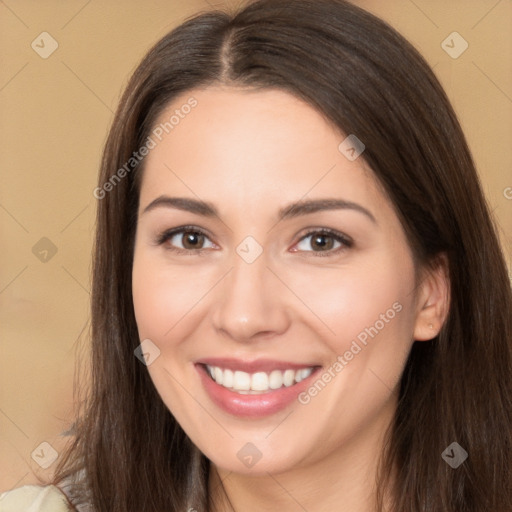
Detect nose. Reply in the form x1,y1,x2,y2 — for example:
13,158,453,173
211,249,290,342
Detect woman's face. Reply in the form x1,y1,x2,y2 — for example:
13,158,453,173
132,86,431,475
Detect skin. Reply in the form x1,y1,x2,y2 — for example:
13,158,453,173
132,87,449,512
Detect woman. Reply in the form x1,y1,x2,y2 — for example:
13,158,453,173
2,0,510,510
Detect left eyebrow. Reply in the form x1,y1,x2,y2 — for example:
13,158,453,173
278,198,377,224
141,196,377,224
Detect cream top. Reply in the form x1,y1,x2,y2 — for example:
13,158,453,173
0,485,74,512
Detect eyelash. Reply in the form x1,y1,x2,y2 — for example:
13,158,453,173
155,225,353,257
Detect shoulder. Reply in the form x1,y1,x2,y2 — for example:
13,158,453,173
0,484,73,512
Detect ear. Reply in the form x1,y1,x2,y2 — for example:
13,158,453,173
413,253,450,341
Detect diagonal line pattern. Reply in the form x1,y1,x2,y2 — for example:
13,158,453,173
0,407,30,439
471,0,502,29
0,266,28,295
61,265,90,295
266,472,309,511
0,203,29,233
68,320,89,353
0,0,29,28
211,469,233,494
61,0,92,30
161,366,234,438
361,267,448,389
472,61,512,105
367,367,392,392
60,204,89,233
266,164,337,235
61,61,114,113
11,472,31,493
265,266,336,335
164,267,233,336
163,162,233,233
406,0,439,28
0,62,29,92
264,410,294,438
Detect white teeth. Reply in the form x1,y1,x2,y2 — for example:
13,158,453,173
290,368,313,384
233,370,251,390
269,370,283,389
205,365,316,393
223,368,234,388
251,372,269,391
283,369,295,387
304,368,313,378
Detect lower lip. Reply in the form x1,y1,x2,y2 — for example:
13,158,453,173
196,364,321,418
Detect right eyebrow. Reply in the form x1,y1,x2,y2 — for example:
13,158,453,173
142,196,218,217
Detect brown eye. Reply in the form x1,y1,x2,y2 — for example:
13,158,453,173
294,229,353,256
180,231,206,249
310,233,336,251
157,226,215,254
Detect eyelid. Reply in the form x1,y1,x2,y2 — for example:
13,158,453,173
291,227,353,257
155,225,353,256
154,225,216,255
155,225,211,245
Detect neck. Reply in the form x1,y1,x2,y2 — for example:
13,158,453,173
208,393,397,512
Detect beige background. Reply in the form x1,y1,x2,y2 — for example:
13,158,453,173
0,0,511,492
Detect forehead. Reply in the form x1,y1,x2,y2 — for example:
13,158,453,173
138,86,391,220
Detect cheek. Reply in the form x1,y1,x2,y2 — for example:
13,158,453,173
289,258,416,443
131,251,203,414
132,264,170,339
288,254,416,355
131,250,211,340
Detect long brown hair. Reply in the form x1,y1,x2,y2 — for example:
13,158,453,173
52,0,512,510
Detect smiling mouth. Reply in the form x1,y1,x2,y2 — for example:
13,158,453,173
202,364,320,394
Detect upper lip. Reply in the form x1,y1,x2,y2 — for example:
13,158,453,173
195,357,320,373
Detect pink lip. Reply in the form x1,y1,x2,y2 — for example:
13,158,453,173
195,357,319,373
195,363,321,418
